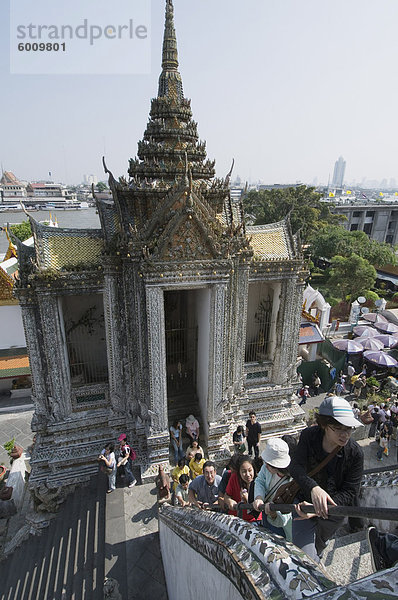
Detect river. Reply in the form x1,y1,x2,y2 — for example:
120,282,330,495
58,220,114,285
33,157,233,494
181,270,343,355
0,208,101,256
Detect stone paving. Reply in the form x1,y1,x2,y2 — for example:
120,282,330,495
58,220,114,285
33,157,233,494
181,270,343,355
105,483,168,599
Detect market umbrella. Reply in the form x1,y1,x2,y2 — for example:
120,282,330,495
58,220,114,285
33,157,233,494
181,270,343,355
363,313,388,324
374,321,398,334
373,334,398,349
363,350,398,367
357,337,384,351
352,325,378,338
332,339,363,353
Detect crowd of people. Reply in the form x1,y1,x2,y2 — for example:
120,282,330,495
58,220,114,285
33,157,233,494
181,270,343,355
161,397,383,568
97,393,397,572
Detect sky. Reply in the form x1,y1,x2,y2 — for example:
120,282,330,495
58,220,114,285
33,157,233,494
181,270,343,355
1,0,398,187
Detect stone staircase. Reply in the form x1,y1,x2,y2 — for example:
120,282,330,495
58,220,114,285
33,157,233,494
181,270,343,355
0,473,107,600
321,526,372,585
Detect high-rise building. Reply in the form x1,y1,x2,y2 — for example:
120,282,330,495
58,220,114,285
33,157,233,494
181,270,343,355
331,156,346,188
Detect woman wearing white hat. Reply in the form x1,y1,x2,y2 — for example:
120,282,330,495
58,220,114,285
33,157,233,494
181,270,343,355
252,438,293,540
290,396,364,562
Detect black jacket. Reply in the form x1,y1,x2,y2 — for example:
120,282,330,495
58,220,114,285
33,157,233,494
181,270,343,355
289,426,364,505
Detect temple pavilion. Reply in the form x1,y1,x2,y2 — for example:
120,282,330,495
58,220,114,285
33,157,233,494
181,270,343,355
14,0,306,510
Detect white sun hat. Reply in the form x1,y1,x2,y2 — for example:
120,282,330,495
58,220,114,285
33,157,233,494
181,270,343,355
261,438,291,469
319,396,363,428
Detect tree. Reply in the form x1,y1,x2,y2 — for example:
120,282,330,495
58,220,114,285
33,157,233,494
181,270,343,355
243,185,342,243
311,225,397,267
327,254,377,300
10,220,32,242
96,182,108,192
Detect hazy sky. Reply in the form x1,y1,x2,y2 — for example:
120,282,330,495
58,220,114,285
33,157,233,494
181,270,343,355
1,0,398,186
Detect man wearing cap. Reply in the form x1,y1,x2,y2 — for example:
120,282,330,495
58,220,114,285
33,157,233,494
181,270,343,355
252,438,293,540
290,396,364,563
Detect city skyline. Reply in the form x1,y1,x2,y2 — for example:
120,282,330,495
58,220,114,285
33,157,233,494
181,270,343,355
1,0,398,186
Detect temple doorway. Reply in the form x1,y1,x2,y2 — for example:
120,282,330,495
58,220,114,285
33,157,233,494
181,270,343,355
164,288,210,441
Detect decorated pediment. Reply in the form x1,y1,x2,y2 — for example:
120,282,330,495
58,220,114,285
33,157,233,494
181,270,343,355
155,211,218,261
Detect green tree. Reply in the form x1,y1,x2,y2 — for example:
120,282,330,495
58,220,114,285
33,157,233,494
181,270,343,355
96,181,108,192
243,185,342,243
311,225,397,267
10,220,32,242
327,254,377,300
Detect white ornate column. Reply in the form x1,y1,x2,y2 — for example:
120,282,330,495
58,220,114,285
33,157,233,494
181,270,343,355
146,286,167,432
39,294,73,420
19,299,51,427
208,283,227,422
272,277,304,385
103,262,125,414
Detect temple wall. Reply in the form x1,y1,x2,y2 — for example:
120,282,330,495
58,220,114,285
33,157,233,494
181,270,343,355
159,504,335,600
0,304,26,349
160,525,244,600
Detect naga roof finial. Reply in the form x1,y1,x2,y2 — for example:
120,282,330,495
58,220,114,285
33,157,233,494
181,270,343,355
158,0,184,100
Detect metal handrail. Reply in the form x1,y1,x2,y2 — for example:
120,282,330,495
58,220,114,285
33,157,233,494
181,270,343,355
235,502,398,521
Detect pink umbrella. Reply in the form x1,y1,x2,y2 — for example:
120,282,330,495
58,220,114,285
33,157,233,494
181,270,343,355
373,335,398,349
363,350,398,367
358,337,384,351
352,325,378,337
375,321,398,334
332,339,363,353
363,313,388,324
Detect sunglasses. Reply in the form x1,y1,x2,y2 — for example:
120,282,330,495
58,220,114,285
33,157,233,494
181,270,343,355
328,424,354,434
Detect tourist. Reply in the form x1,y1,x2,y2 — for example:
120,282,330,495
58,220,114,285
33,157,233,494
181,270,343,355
185,414,200,444
298,386,310,406
245,411,262,458
170,420,184,464
189,452,205,479
99,443,117,494
252,438,293,540
117,434,137,488
353,375,366,399
369,406,380,438
185,439,204,462
377,416,393,460
175,474,191,507
232,425,246,453
188,461,221,509
367,527,398,571
290,396,364,563
224,455,260,522
312,372,322,396
218,454,240,511
352,403,360,420
171,458,190,492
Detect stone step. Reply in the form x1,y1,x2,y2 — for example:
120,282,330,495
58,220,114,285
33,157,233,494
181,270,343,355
321,529,372,586
0,473,106,600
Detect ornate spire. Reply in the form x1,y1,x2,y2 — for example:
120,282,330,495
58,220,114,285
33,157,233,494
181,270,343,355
158,0,183,101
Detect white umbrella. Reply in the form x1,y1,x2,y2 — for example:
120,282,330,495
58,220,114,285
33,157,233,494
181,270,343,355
373,334,398,349
352,325,378,338
332,339,363,353
363,350,398,367
363,313,388,324
358,337,384,351
375,321,398,334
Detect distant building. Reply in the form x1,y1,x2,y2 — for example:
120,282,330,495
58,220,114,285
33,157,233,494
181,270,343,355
0,171,27,200
332,203,398,245
83,174,98,185
331,156,346,189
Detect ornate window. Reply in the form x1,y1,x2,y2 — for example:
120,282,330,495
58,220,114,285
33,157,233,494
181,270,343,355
245,285,273,363
61,293,108,387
